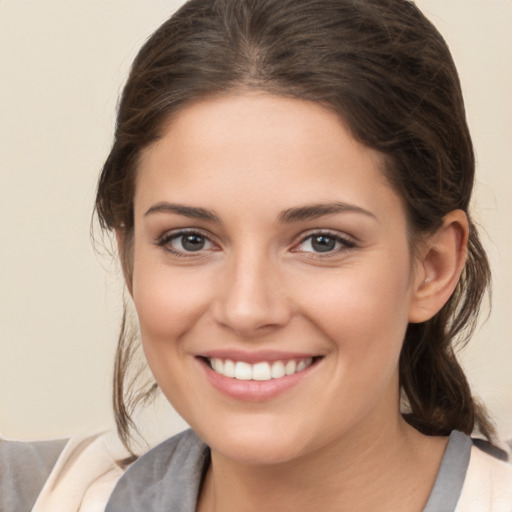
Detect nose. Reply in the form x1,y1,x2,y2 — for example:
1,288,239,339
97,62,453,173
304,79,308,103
212,251,292,337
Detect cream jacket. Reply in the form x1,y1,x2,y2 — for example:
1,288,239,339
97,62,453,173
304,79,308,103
21,432,512,512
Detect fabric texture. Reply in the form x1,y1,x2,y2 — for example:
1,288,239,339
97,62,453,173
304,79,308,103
455,445,512,512
0,437,67,512
423,431,472,512
31,432,127,512
2,428,512,511
105,429,209,512
104,429,512,512
0,432,128,512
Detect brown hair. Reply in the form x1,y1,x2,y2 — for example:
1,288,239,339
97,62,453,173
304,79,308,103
95,0,494,451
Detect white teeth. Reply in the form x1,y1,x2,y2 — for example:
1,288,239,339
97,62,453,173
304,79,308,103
224,359,235,378
211,358,223,373
271,361,285,379
285,360,297,375
297,359,312,372
252,362,271,381
235,361,252,380
296,360,306,372
208,357,315,381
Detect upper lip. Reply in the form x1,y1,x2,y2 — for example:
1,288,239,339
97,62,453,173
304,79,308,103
197,349,321,364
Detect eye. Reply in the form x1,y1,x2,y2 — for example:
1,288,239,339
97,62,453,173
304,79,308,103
293,232,355,254
157,231,216,255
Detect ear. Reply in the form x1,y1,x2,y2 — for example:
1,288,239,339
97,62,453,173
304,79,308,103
408,210,469,323
115,228,134,297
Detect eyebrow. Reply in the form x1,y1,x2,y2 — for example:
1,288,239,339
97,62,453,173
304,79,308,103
278,202,377,223
144,201,376,224
144,202,221,223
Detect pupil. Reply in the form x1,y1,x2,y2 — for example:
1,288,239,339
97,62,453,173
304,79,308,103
182,234,205,251
312,235,335,253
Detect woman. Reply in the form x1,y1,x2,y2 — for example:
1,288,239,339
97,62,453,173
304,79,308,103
3,0,512,511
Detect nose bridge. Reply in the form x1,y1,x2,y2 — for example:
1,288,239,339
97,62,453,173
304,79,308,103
213,242,290,336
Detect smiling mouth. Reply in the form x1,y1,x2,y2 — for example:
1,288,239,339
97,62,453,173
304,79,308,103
201,356,322,381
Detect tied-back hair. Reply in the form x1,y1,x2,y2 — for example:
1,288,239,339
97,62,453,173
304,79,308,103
95,0,494,452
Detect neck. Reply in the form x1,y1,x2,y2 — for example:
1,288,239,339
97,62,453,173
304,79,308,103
197,414,447,512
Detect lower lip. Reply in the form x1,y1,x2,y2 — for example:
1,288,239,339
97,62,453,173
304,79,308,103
198,358,319,401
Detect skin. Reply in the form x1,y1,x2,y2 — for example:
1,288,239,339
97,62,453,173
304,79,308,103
127,92,468,511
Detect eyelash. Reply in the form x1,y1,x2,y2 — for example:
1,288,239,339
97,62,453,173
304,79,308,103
155,229,357,258
156,229,217,258
291,231,356,256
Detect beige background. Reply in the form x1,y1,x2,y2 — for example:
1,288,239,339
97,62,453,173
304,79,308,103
1,0,511,443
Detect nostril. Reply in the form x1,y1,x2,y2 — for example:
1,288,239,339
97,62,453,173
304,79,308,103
212,298,293,337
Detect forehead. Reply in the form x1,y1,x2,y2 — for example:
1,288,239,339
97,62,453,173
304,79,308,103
135,92,400,223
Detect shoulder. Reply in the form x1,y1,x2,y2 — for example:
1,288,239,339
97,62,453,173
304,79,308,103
1,432,128,512
32,432,128,512
455,442,512,512
105,429,209,512
0,436,67,512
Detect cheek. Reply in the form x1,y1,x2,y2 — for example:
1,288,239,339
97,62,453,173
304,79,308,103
130,260,218,404
294,262,412,418
290,255,413,356
131,258,215,346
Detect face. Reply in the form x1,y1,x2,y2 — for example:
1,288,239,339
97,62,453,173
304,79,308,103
131,92,421,465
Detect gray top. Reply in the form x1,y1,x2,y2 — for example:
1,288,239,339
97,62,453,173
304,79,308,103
0,437,67,512
105,429,210,512
105,429,472,512
0,429,494,512
422,430,472,512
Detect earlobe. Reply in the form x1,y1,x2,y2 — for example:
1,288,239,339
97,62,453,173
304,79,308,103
408,210,469,323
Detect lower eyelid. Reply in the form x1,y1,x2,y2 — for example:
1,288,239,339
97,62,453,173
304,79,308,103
157,229,207,243
155,230,356,254
294,233,356,251
155,232,208,251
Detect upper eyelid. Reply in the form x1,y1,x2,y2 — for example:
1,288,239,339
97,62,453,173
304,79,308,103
294,229,356,245
291,230,358,254
157,227,216,243
155,227,357,251
156,230,219,258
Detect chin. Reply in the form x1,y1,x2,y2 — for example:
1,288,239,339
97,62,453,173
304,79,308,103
212,435,307,466
191,414,321,466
